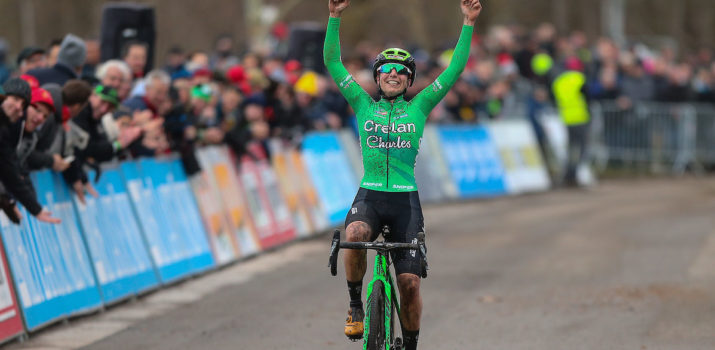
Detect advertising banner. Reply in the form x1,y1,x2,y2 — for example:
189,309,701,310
196,147,259,260
0,171,101,331
301,132,358,226
0,235,24,343
337,130,364,181
238,156,296,250
189,172,239,265
269,140,328,237
414,126,458,202
487,120,551,194
121,159,215,284
435,126,508,198
74,168,159,304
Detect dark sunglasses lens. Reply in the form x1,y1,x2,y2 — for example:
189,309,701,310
380,64,409,75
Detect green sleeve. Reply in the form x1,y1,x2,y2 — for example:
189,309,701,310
413,25,474,115
323,17,371,114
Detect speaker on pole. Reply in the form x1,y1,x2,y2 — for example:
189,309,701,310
99,3,156,71
286,23,326,74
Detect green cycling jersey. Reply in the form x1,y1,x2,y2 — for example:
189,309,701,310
324,17,473,192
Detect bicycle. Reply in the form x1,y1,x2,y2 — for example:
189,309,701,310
328,227,428,350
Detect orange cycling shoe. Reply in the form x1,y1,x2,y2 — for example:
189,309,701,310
344,307,365,341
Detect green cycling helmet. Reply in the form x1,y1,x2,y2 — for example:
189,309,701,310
372,48,417,87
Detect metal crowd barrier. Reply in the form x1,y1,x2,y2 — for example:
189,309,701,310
590,101,715,174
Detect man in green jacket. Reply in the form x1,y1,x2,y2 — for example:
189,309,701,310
325,0,482,348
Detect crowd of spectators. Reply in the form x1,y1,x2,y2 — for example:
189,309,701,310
1,20,715,224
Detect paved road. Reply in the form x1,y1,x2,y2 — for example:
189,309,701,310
9,178,715,350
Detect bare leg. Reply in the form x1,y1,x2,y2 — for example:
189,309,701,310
397,273,422,330
344,221,372,282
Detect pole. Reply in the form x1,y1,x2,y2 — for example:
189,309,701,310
602,0,626,47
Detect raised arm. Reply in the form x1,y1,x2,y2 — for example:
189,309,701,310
413,0,482,115
324,0,371,112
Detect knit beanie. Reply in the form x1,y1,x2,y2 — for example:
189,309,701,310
57,34,87,69
2,78,32,104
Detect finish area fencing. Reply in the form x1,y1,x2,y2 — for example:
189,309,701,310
590,101,715,174
0,119,552,343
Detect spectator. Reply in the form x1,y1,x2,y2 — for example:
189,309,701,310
27,34,87,86
619,53,655,102
64,83,141,202
81,38,101,81
0,39,9,84
95,59,132,100
15,88,58,192
0,78,60,224
122,69,171,117
164,46,190,80
62,79,92,119
224,99,270,157
46,39,62,67
16,47,47,75
210,34,240,72
189,83,224,145
25,83,69,173
122,40,149,79
552,59,591,186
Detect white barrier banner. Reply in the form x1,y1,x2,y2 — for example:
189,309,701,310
488,120,551,194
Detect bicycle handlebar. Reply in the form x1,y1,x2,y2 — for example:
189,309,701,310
328,230,429,278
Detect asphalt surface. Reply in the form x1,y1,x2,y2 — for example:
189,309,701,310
8,178,715,350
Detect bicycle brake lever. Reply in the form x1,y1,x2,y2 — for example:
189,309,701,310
417,232,429,278
329,230,341,276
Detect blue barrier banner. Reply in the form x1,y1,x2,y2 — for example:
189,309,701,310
121,158,215,283
74,168,159,304
0,171,101,331
436,126,508,198
301,132,358,226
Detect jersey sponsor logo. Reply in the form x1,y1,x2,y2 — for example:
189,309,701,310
410,237,418,257
340,75,356,89
351,207,358,214
393,184,414,190
362,182,384,187
432,80,443,92
367,135,413,149
364,120,416,134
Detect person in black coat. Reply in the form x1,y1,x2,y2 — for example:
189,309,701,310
26,34,86,86
24,83,71,172
0,78,61,224
63,84,141,202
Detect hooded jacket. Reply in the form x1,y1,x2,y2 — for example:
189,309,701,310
0,110,42,215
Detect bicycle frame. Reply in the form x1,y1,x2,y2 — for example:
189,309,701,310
329,229,428,350
363,249,399,349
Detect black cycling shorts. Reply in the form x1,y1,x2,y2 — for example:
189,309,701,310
344,187,425,276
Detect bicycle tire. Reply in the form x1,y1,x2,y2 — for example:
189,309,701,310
366,280,386,350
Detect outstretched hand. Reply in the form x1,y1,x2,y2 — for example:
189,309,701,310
329,0,350,17
461,0,482,25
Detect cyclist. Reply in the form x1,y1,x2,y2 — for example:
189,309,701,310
324,0,482,348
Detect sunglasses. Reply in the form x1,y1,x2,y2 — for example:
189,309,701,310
378,63,412,76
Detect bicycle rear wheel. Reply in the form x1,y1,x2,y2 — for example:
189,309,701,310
366,280,386,350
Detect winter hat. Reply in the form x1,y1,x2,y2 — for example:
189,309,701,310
30,87,55,113
19,74,40,89
2,78,32,105
190,84,213,102
16,46,45,67
42,83,63,122
93,84,120,107
294,71,319,97
57,34,87,69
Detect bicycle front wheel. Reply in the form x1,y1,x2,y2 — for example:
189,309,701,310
366,280,386,350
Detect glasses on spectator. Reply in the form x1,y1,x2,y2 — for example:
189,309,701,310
378,63,412,76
